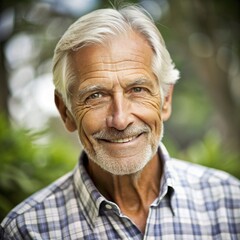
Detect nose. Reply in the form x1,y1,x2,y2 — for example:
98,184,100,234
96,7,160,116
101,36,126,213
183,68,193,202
106,93,134,130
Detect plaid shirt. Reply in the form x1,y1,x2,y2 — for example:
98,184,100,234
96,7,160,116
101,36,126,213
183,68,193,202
1,144,240,239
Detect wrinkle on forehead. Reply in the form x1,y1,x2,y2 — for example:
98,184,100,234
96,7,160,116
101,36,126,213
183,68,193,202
73,54,153,81
78,62,150,78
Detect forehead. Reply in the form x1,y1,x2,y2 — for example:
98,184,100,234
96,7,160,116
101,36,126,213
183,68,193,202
71,31,154,77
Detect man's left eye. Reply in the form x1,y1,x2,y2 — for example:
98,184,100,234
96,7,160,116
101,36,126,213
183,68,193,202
132,87,144,93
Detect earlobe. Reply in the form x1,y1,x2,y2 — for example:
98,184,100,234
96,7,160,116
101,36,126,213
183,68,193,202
54,90,77,132
162,85,174,121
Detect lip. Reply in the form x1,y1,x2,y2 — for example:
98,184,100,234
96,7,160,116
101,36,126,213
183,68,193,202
95,133,148,157
98,133,143,145
105,135,138,143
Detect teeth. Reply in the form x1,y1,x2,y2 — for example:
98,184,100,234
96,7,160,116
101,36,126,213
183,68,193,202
110,136,136,143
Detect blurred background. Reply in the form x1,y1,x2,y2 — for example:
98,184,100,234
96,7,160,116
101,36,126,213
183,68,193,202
0,0,239,221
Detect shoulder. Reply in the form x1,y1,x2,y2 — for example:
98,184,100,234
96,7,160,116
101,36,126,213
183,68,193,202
168,158,240,218
170,158,240,193
1,171,74,238
167,158,240,235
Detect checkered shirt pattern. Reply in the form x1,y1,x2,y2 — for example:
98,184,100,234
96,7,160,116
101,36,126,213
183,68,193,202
1,144,240,239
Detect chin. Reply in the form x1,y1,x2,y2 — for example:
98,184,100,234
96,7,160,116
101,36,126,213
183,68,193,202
88,143,157,176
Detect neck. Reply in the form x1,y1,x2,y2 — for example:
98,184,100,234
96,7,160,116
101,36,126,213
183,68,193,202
86,153,162,233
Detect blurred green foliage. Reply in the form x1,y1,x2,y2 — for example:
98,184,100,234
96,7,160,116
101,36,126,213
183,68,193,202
0,115,77,221
179,130,240,180
164,130,240,180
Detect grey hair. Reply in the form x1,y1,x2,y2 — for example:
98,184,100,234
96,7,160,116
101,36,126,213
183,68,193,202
52,5,180,108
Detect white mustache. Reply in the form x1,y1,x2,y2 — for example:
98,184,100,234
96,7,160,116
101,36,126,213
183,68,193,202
93,125,150,141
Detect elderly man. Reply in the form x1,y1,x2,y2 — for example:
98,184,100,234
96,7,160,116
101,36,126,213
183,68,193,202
1,5,240,239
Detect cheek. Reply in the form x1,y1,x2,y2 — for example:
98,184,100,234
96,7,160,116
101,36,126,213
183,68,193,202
72,104,106,148
135,97,162,123
134,95,162,133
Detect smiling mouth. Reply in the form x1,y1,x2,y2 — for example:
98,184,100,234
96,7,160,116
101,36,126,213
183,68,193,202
101,134,141,143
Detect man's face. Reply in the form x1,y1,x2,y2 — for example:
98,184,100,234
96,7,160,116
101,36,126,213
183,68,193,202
68,31,165,175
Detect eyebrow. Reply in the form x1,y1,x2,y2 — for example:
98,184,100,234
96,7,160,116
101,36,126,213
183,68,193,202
125,77,155,88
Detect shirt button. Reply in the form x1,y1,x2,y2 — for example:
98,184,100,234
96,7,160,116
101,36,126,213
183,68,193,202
105,204,112,210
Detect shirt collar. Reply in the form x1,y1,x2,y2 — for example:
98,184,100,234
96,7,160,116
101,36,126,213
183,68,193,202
73,144,178,225
154,142,177,215
73,151,105,226
159,142,177,190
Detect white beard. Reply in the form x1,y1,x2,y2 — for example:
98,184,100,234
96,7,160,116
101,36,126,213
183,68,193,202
82,123,164,176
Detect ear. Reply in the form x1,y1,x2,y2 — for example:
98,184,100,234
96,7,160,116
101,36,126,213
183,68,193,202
54,90,77,132
162,85,174,121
